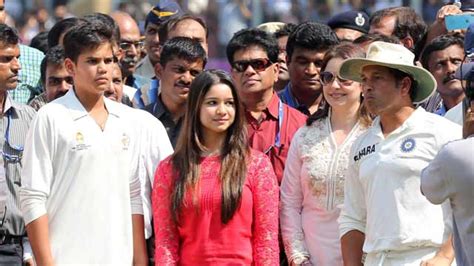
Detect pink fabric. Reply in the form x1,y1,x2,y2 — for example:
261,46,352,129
152,150,280,265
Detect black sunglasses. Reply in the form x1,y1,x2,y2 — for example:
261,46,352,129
320,71,354,86
232,58,273,72
119,40,145,51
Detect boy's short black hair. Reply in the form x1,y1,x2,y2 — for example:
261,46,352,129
0,23,19,47
286,22,339,60
63,21,114,63
226,28,278,65
159,36,207,67
48,17,86,48
83,13,120,44
40,45,66,85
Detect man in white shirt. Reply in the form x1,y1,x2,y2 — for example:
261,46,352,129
338,41,461,265
20,21,148,265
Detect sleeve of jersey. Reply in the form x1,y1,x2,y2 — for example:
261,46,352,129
130,151,143,215
20,111,54,225
338,154,367,238
420,144,452,205
280,131,311,263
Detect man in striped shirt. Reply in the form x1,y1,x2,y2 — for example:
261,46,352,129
0,24,36,265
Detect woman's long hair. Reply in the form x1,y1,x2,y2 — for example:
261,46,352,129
307,43,372,127
171,69,249,224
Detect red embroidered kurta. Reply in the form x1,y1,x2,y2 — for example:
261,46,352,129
152,150,279,265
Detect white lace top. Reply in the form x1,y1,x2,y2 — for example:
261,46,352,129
280,114,367,266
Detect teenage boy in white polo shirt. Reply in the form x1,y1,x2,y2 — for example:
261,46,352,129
19,22,148,265
338,41,461,265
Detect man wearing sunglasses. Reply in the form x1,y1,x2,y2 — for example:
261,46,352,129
0,24,36,266
111,12,150,108
226,28,305,185
28,46,73,111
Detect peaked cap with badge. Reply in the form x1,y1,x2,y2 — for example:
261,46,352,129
327,11,369,34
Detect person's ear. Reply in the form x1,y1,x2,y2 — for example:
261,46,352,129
155,63,163,79
400,36,414,50
400,76,412,98
272,62,280,82
64,58,75,76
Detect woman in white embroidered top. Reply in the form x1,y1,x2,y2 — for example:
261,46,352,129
280,43,372,266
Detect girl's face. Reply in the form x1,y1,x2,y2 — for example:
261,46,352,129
320,57,362,109
199,83,236,137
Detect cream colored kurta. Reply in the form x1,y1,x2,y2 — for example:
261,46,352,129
281,114,366,266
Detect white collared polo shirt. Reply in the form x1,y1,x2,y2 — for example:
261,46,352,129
20,89,143,265
339,107,461,255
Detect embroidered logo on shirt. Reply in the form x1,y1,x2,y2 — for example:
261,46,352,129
72,132,91,151
400,138,416,153
354,144,376,162
121,133,130,150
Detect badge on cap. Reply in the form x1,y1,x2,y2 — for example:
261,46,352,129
400,138,416,153
355,13,365,27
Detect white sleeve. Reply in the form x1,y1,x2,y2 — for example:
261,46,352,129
280,130,310,263
139,113,173,238
147,118,173,187
19,111,54,225
421,144,452,205
339,157,367,238
130,137,143,215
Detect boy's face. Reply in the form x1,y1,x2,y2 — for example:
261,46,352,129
65,42,114,98
156,57,204,107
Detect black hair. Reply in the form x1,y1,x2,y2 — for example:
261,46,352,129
159,36,207,67
274,23,296,39
158,14,208,44
83,13,121,43
48,17,86,48
286,22,339,61
40,45,66,85
30,31,49,53
420,33,464,70
0,24,19,46
63,21,114,63
226,28,279,64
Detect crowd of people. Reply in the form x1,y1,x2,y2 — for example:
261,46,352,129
0,0,473,265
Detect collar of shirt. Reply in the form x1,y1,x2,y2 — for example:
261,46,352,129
153,94,172,120
434,103,447,116
279,83,310,115
246,92,280,124
64,89,121,120
4,92,24,116
371,107,426,138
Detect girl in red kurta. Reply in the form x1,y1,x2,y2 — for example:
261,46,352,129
152,70,279,265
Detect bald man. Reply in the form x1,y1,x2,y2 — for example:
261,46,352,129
111,12,150,95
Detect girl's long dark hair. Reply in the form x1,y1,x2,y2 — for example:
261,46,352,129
171,69,249,224
307,43,372,127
